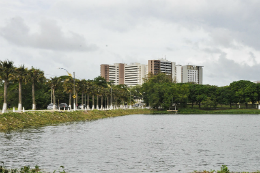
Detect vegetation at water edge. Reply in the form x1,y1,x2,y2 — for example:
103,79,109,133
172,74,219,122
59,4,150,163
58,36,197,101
0,164,67,173
0,109,151,132
192,165,260,173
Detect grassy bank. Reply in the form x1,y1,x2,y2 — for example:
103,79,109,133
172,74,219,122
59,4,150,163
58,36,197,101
1,108,260,132
151,108,260,114
0,109,151,133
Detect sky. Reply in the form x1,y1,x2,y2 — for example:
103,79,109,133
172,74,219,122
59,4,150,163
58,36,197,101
1,0,260,86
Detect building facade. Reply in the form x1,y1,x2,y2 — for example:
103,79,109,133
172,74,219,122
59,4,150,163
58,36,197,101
101,60,203,85
100,63,147,86
148,59,203,84
148,59,176,81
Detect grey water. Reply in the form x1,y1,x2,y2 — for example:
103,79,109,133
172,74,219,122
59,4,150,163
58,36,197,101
1,114,260,173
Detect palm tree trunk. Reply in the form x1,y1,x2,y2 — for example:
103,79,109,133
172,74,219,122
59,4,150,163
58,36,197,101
96,95,99,109
76,92,78,108
101,96,103,109
53,88,56,110
18,80,22,111
32,80,36,110
69,92,71,109
2,80,8,113
92,95,94,110
82,93,84,109
87,94,89,110
85,94,86,108
107,97,109,109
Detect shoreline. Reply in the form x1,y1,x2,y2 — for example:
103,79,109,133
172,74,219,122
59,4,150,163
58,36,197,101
1,108,260,133
0,109,151,133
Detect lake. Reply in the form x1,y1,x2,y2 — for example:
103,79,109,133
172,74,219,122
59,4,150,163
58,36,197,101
1,114,260,172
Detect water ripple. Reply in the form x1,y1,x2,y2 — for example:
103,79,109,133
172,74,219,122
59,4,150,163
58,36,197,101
1,114,260,172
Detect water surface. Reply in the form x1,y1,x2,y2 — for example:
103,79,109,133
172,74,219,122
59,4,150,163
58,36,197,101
1,114,260,172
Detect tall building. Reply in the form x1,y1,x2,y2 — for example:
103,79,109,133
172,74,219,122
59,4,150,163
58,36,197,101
175,65,183,83
148,59,203,84
100,63,147,86
182,65,203,84
175,65,203,84
101,59,203,85
148,59,176,81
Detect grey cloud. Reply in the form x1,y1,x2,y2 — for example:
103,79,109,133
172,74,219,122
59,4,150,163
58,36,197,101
204,53,260,86
0,17,97,51
52,0,260,50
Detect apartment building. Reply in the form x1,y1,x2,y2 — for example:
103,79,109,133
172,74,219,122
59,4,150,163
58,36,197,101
101,59,203,85
100,63,147,86
148,59,176,81
175,65,203,84
182,65,203,84
148,59,203,84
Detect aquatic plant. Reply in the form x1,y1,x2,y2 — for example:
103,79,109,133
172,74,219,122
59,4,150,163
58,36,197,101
0,163,67,173
192,165,260,173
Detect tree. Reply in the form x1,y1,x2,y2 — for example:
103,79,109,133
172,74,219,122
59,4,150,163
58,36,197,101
79,79,87,109
86,80,94,109
142,73,172,109
47,77,61,110
74,79,80,108
0,60,15,113
230,80,257,108
28,67,45,110
63,76,74,109
14,65,28,111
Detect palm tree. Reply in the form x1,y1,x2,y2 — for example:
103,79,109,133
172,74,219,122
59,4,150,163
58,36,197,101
99,86,104,110
0,60,15,113
74,79,80,109
28,67,45,110
15,65,28,111
86,80,93,110
63,77,74,109
91,83,98,110
103,87,110,109
79,79,87,109
47,77,61,110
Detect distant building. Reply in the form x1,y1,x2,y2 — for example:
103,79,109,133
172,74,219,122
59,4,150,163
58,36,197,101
182,65,203,84
101,59,203,85
100,63,147,86
148,59,176,81
148,59,203,84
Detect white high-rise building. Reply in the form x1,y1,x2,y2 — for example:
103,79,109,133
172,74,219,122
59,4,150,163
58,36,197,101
100,63,147,86
175,65,183,83
175,65,203,84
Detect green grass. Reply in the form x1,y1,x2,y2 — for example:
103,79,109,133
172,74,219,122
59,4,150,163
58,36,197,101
150,107,260,114
1,107,260,133
178,108,260,114
0,109,151,133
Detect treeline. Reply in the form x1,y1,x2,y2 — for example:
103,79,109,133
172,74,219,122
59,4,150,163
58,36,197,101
142,73,260,109
0,60,138,111
1,60,260,111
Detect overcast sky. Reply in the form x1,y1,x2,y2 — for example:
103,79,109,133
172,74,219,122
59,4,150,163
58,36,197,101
1,0,260,86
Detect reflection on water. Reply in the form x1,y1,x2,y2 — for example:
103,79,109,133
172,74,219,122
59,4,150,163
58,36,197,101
1,114,260,172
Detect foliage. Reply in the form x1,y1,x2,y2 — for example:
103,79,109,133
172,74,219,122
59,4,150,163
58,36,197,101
193,165,260,173
142,73,189,109
0,164,67,173
1,59,260,111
